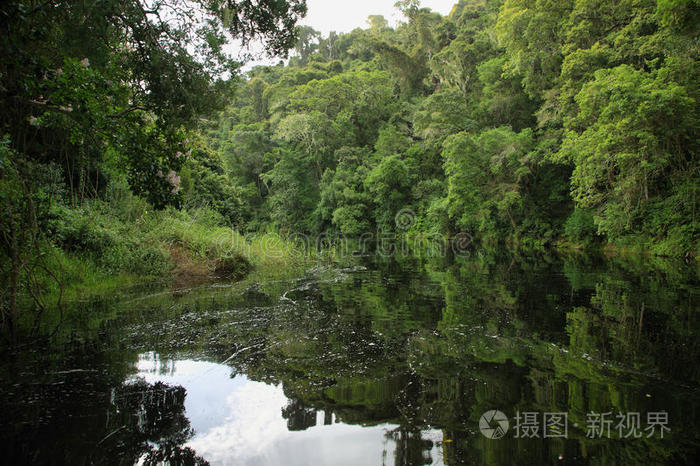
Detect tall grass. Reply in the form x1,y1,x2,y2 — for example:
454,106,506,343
145,207,311,275
31,199,312,310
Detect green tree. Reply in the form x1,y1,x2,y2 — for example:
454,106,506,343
365,155,413,230
367,15,390,31
291,26,321,66
317,148,373,234
262,147,319,232
0,0,307,205
559,65,697,245
287,70,395,148
496,0,573,98
443,127,535,241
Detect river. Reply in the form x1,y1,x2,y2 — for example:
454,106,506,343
1,252,698,464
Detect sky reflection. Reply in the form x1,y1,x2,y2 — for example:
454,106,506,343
131,352,444,465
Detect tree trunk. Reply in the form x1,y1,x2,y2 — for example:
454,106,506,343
507,210,518,233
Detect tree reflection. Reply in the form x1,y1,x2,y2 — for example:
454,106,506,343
281,399,318,431
386,427,435,466
233,253,700,464
1,252,698,464
100,379,208,465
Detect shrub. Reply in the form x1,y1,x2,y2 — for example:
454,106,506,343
564,209,598,245
48,203,171,276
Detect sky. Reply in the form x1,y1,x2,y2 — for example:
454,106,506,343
298,0,458,34
238,0,458,68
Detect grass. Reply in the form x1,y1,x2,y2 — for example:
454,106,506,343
21,201,313,312
148,208,310,274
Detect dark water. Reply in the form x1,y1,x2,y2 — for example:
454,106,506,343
1,252,699,465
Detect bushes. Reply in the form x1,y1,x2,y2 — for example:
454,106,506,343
146,207,307,272
4,195,310,320
48,203,171,276
563,209,598,246
179,144,247,227
104,176,152,223
38,196,310,304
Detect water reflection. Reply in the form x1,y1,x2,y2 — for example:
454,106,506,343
130,352,443,465
111,378,204,464
1,252,699,464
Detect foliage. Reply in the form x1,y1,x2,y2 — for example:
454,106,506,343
0,0,308,325
442,127,537,243
365,155,413,230
201,0,698,257
2,0,700,324
559,65,698,244
563,208,598,245
317,148,374,235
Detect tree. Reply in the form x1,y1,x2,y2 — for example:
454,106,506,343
558,65,697,242
262,147,319,232
206,1,699,254
0,0,307,326
395,0,422,20
0,0,307,205
413,88,477,139
476,57,537,131
317,31,343,61
430,0,499,97
274,111,337,183
371,40,428,95
443,127,535,242
317,148,373,235
367,15,390,31
288,70,395,145
365,155,413,230
496,0,574,98
291,26,321,66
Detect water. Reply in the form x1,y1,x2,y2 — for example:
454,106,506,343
1,253,699,465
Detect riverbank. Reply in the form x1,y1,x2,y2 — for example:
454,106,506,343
9,200,310,320
6,193,696,333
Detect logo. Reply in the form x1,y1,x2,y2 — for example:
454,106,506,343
394,208,416,231
480,410,509,439
450,231,473,255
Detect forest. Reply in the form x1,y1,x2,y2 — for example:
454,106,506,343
1,0,699,324
206,0,699,252
1,2,699,464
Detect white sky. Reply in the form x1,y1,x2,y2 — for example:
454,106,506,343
238,0,457,69
299,0,458,34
